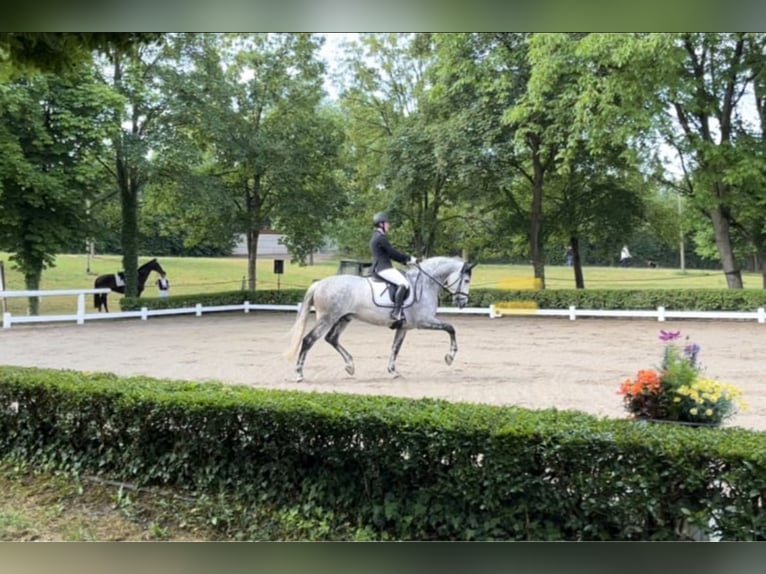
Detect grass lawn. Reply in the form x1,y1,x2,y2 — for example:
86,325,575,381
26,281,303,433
0,252,762,316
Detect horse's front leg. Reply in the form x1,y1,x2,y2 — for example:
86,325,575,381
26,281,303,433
418,320,457,366
387,327,408,378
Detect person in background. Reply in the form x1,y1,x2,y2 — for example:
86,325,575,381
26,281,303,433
370,212,417,326
156,272,170,297
620,245,632,267
565,245,574,267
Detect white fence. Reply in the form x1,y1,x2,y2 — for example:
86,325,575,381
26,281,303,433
1,288,111,328
2,288,765,328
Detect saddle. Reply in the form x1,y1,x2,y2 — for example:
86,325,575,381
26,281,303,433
366,275,415,309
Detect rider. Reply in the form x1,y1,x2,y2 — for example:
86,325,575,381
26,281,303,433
370,212,418,325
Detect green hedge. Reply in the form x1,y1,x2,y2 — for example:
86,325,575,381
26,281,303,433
121,289,305,311
1,366,764,540
466,288,766,311
123,288,766,313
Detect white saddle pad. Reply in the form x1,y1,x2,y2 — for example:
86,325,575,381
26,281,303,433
366,278,415,308
114,273,125,288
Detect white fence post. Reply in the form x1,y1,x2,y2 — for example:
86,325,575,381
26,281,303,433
244,301,250,314
657,306,666,322
2,312,10,329
759,307,765,324
195,303,203,317
141,307,148,321
568,305,576,321
76,293,85,325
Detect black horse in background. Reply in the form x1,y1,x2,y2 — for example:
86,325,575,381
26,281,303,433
94,258,165,312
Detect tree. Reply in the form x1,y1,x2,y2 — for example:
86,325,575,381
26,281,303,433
94,38,169,297
337,33,482,261
0,33,161,75
158,33,344,289
664,34,756,288
0,66,121,313
567,33,765,288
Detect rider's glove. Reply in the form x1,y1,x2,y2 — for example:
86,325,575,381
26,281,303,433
408,256,418,265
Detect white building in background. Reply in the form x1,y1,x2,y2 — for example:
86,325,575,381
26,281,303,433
231,230,339,259
231,230,289,257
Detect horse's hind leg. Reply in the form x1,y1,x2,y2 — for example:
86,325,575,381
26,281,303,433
295,318,333,382
387,327,408,378
325,315,355,376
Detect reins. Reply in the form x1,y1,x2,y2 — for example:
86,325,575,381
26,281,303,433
413,262,470,299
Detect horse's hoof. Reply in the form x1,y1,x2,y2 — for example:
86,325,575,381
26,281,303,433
390,370,400,379
296,374,304,383
345,364,355,376
444,354,454,366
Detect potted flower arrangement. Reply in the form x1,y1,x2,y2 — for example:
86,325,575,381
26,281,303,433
618,330,747,426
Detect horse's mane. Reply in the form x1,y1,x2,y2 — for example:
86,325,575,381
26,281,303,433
419,256,464,273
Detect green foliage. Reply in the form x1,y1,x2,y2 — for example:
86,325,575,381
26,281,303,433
154,33,345,286
0,33,161,75
123,286,766,314
0,65,121,313
0,365,764,540
120,289,305,311
471,286,766,311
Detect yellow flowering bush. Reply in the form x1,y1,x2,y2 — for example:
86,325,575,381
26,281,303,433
672,377,746,425
619,330,747,426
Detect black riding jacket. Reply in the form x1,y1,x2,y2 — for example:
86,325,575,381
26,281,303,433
370,229,410,273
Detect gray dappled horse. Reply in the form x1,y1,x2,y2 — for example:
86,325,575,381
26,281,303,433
285,256,476,382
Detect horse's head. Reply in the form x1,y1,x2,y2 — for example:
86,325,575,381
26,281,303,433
436,258,476,309
148,258,165,275
137,259,166,285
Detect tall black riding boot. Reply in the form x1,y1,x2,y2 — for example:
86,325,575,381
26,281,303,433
390,285,407,326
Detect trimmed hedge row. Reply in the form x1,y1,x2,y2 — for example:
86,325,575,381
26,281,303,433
123,288,766,312
1,366,764,540
466,288,766,311
121,289,306,311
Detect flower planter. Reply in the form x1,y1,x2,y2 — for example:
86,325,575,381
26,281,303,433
619,330,746,428
632,417,721,429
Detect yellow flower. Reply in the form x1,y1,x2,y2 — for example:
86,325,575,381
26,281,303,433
689,408,698,416
705,409,713,417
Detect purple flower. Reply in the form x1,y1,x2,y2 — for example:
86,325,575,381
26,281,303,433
658,330,681,341
684,342,701,366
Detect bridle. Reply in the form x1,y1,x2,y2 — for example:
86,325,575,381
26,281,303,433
414,262,472,300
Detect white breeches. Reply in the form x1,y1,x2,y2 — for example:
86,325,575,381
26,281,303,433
376,267,408,288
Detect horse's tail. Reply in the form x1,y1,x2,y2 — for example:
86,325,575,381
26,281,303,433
284,282,319,360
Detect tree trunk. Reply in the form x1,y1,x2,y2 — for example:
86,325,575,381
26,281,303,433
23,264,42,316
752,242,766,289
117,149,139,298
530,144,546,289
709,205,743,289
571,235,585,289
247,229,259,291
112,50,139,299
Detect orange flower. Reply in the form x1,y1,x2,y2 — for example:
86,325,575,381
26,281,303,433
618,369,660,396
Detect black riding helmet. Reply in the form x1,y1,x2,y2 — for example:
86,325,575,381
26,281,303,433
373,212,389,227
